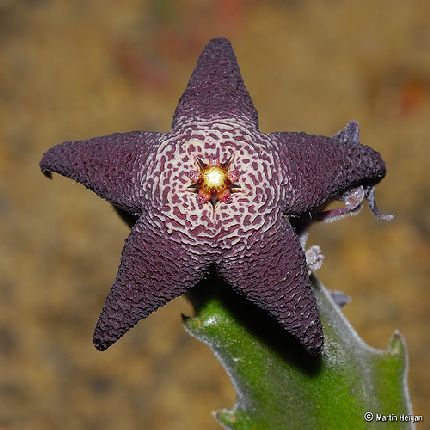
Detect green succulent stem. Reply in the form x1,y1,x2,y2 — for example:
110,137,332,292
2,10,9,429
184,275,413,430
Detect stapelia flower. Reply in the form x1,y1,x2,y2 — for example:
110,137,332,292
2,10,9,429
40,38,391,354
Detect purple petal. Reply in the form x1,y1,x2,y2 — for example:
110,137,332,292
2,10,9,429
218,216,323,355
172,38,258,127
40,131,159,213
93,217,208,350
270,130,386,215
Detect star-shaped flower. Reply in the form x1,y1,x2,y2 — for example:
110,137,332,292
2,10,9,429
40,38,391,354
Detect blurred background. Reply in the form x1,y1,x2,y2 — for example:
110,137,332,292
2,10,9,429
0,0,429,429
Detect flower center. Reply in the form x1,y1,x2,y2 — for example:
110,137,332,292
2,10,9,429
203,167,226,189
187,157,240,206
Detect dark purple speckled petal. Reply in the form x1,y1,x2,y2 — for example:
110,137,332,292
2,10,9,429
219,215,323,354
93,216,209,351
172,38,258,128
40,131,159,214
270,129,386,215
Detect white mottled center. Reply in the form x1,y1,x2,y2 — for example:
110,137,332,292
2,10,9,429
144,117,281,252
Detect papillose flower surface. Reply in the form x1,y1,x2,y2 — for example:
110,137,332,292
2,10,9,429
40,38,391,354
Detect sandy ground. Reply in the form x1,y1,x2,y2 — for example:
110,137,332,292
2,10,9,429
0,1,429,429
